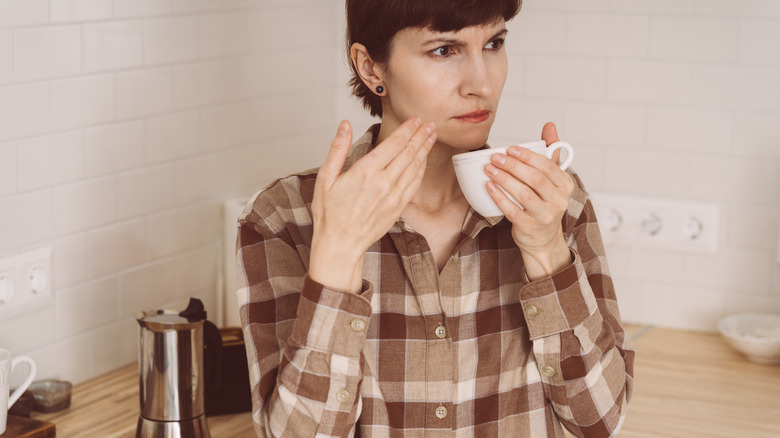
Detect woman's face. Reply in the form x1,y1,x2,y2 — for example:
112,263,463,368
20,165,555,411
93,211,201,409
380,20,509,152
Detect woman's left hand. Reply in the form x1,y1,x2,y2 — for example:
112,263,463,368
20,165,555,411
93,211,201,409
484,122,575,279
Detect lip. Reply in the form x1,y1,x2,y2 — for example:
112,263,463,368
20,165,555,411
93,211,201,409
454,110,491,123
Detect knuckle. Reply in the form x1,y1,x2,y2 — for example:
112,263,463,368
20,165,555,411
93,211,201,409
529,171,546,189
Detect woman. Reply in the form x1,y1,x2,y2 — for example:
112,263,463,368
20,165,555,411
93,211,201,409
237,1,634,436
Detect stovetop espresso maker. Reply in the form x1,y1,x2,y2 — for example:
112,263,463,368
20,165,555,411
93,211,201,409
135,298,221,438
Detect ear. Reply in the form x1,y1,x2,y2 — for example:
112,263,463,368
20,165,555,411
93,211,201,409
350,42,385,95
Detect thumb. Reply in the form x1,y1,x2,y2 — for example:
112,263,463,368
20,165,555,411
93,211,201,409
541,122,559,146
318,120,353,189
541,122,562,164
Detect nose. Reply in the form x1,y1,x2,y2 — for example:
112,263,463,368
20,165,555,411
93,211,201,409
460,53,493,97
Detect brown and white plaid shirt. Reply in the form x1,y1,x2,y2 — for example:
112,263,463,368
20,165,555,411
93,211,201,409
237,125,634,437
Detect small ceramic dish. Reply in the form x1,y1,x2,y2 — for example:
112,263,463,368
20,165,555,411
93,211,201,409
717,313,780,365
29,379,73,412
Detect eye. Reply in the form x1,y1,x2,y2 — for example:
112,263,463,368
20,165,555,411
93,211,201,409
485,38,505,50
431,45,454,57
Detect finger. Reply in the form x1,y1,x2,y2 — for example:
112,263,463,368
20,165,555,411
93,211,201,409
484,162,546,213
366,117,424,169
541,122,559,145
541,122,561,164
506,146,571,189
317,120,353,190
485,180,532,223
395,131,436,204
385,122,436,178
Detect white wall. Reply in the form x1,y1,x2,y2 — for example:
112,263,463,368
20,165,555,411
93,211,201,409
0,0,337,385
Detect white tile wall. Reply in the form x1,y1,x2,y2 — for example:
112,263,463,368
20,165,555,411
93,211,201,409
144,16,199,65
0,141,16,195
51,75,115,130
0,30,12,84
116,67,173,119
0,0,338,385
84,121,145,176
18,131,84,191
15,25,82,81
0,83,51,140
83,21,144,72
50,0,113,23
0,0,48,28
87,219,146,277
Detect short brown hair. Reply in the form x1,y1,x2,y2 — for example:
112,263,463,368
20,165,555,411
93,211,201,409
346,0,523,117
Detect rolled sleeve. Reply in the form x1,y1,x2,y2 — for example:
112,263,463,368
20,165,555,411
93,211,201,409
519,250,599,340
289,275,374,358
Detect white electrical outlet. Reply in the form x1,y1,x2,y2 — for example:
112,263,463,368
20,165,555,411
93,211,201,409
0,246,53,321
590,193,719,254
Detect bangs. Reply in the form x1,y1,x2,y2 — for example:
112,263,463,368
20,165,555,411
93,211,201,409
384,0,520,34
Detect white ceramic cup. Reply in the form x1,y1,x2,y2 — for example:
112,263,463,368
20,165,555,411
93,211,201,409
453,140,574,217
0,348,37,435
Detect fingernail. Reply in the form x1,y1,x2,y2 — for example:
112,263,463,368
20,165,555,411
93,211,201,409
427,132,437,144
485,164,499,176
413,118,422,128
337,121,348,136
492,154,506,165
507,146,522,158
425,122,435,134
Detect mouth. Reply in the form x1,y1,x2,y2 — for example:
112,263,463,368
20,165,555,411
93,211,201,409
453,110,491,123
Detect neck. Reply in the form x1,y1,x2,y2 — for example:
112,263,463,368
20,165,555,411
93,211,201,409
410,145,466,213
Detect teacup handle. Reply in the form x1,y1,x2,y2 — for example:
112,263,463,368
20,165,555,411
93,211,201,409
545,141,574,171
8,355,36,408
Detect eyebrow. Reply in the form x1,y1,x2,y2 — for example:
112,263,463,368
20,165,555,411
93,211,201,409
421,28,508,46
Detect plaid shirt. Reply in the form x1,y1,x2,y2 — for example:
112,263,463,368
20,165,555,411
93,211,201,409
237,125,634,437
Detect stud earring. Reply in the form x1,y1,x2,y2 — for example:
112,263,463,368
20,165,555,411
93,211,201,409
376,85,384,94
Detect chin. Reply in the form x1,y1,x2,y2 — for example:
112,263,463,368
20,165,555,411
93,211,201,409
449,126,492,150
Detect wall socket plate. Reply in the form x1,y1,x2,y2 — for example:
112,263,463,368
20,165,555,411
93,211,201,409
0,246,53,321
590,193,719,254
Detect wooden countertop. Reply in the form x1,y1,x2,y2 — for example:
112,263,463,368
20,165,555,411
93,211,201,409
29,324,780,437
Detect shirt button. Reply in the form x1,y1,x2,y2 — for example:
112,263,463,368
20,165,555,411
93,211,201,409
435,405,448,419
542,366,556,377
434,325,447,339
336,389,350,402
350,318,365,332
526,305,538,317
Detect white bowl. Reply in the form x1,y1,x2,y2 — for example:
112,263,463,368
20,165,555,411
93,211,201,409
717,313,780,365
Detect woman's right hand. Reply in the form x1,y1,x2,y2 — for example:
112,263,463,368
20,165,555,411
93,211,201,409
309,118,437,293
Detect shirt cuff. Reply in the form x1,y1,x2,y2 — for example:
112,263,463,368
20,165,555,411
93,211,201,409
289,275,374,357
519,249,599,340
